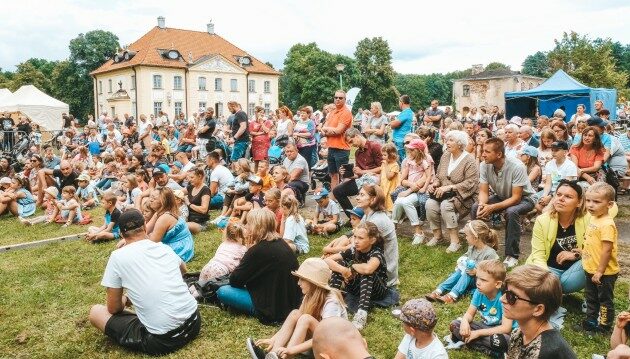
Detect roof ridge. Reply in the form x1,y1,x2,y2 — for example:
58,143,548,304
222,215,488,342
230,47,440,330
134,27,161,65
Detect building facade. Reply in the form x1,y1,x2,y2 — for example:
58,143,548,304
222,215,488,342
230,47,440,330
452,66,545,112
91,17,280,120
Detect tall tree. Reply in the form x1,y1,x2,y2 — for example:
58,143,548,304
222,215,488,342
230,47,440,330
547,31,627,89
521,51,549,77
353,37,397,111
66,30,119,121
9,62,50,92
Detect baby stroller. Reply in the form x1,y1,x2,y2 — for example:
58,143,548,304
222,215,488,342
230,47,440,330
269,135,289,165
310,156,331,191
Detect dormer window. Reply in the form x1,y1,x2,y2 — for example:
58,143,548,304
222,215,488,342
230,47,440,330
160,49,181,60
112,50,136,63
235,56,252,67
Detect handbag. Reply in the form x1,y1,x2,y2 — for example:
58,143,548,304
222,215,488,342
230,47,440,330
183,272,230,304
429,189,457,202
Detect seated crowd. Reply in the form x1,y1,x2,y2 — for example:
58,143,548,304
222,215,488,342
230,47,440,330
2,94,629,358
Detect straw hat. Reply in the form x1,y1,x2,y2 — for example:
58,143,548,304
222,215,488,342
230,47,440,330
292,258,333,290
44,186,59,198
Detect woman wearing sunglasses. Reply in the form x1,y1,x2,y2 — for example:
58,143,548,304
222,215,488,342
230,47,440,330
526,180,617,295
503,265,577,358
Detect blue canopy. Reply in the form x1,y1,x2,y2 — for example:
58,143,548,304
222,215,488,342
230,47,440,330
505,69,617,120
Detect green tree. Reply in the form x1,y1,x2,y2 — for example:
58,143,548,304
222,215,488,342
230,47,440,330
547,31,627,89
66,30,119,121
353,37,397,111
484,62,511,71
51,61,84,122
9,62,50,92
521,51,549,77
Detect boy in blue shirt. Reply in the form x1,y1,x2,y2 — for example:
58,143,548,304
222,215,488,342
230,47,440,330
390,95,413,162
86,192,121,243
445,259,515,357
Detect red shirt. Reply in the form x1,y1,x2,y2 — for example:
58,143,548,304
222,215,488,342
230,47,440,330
355,140,383,170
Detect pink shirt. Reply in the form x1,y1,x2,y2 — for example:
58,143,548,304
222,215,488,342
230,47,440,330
211,241,247,272
401,156,433,183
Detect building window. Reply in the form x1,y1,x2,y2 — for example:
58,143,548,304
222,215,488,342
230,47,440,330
198,77,206,91
110,106,115,116
108,79,113,93
153,75,162,89
199,102,206,111
130,75,136,90
215,78,223,91
264,81,271,93
247,102,255,117
132,102,137,118
231,79,238,92
174,76,182,90
174,102,183,117
248,79,256,93
217,103,224,117
264,103,271,115
98,81,103,94
153,102,162,116
462,84,470,97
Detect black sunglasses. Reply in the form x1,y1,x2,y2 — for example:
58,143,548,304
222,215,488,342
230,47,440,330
504,290,538,305
557,179,582,197
334,96,345,100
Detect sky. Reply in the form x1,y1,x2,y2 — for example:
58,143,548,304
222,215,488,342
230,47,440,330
2,0,629,74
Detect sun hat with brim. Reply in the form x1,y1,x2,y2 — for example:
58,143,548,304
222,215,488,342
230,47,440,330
520,145,538,158
77,174,91,182
587,117,607,128
44,186,59,198
291,258,333,291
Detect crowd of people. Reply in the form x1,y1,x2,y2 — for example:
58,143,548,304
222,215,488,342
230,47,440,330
1,92,629,358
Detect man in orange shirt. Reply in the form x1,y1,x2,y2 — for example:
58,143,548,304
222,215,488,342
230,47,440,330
321,90,353,190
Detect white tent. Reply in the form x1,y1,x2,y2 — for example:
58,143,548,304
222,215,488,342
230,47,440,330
0,88,11,103
0,85,68,130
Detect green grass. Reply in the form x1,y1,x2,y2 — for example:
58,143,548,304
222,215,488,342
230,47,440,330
0,209,625,358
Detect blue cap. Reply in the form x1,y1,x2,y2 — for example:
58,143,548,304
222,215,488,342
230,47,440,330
521,145,538,158
347,207,365,219
312,188,329,200
171,161,183,170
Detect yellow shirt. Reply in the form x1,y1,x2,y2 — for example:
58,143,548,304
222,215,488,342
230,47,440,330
582,214,618,275
380,161,400,211
161,139,171,155
260,173,275,192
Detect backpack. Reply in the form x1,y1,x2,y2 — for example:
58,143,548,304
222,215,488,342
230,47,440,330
183,272,230,305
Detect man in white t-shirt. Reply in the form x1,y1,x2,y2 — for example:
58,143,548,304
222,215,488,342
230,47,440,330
393,298,447,359
535,141,578,212
206,151,234,209
88,209,200,355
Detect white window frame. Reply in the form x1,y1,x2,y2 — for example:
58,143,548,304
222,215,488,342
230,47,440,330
230,79,238,92
248,79,256,93
198,77,206,91
174,102,183,117
174,76,182,90
199,102,207,111
217,102,224,117
153,101,162,116
98,81,103,94
462,84,470,97
108,79,113,93
153,75,162,89
215,78,223,91
130,75,136,90
264,80,271,93
247,102,255,117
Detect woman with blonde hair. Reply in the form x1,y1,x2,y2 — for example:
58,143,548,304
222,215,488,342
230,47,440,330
217,208,302,324
363,102,388,144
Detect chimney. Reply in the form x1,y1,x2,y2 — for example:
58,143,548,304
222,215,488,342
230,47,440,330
471,64,484,75
157,16,165,29
207,20,214,35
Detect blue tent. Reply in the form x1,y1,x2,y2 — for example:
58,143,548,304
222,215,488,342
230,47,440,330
505,69,617,120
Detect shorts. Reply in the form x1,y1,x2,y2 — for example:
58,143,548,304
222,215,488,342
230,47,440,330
230,141,249,162
327,148,350,174
318,219,341,234
105,309,201,356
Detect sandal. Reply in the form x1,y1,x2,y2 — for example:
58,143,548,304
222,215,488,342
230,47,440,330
437,294,457,304
425,291,441,302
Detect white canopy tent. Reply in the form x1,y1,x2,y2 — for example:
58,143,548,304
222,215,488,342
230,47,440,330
0,88,12,103
0,85,68,130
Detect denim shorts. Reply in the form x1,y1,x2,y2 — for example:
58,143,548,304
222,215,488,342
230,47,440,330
327,148,350,174
230,141,249,162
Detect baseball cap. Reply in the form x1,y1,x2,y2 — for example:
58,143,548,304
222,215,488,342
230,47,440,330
152,164,170,176
521,145,538,158
118,209,146,234
405,139,427,151
77,173,91,182
312,188,329,200
392,298,438,331
509,116,523,126
347,207,365,219
551,141,569,151
587,117,607,128
0,177,11,185
171,161,183,170
247,175,263,186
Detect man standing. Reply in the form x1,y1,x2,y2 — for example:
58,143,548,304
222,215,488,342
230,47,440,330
1,112,15,152
206,151,234,210
282,143,310,203
321,90,353,190
138,114,153,150
424,99,444,129
228,101,249,163
88,209,201,356
390,95,413,162
471,138,535,268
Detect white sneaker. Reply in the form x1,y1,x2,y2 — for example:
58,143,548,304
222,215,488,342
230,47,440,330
582,300,587,314
210,216,224,225
352,309,368,331
426,237,440,247
445,242,461,253
503,256,519,269
411,233,425,245
443,334,465,349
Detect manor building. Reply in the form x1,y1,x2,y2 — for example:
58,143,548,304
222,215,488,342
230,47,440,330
91,17,280,119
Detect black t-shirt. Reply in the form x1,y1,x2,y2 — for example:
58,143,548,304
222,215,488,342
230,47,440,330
108,208,121,228
245,191,265,208
197,116,216,140
52,169,78,189
186,184,211,224
507,328,577,359
340,246,387,284
547,224,578,270
428,142,443,172
230,110,249,142
16,123,31,135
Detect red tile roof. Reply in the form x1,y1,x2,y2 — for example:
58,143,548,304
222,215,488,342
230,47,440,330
91,26,280,76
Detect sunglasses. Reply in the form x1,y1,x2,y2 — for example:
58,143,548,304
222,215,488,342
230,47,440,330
334,96,345,100
557,179,582,197
504,289,538,305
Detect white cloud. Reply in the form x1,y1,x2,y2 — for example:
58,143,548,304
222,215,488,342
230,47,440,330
2,0,629,75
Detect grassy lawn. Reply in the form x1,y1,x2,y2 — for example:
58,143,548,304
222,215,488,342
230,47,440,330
0,209,626,359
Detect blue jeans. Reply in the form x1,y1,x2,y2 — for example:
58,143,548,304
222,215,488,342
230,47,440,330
231,141,249,162
394,140,405,164
217,285,255,315
96,178,116,190
438,270,475,298
548,260,586,294
209,194,224,210
177,144,193,153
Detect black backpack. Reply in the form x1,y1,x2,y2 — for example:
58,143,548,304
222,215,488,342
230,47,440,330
183,272,230,305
